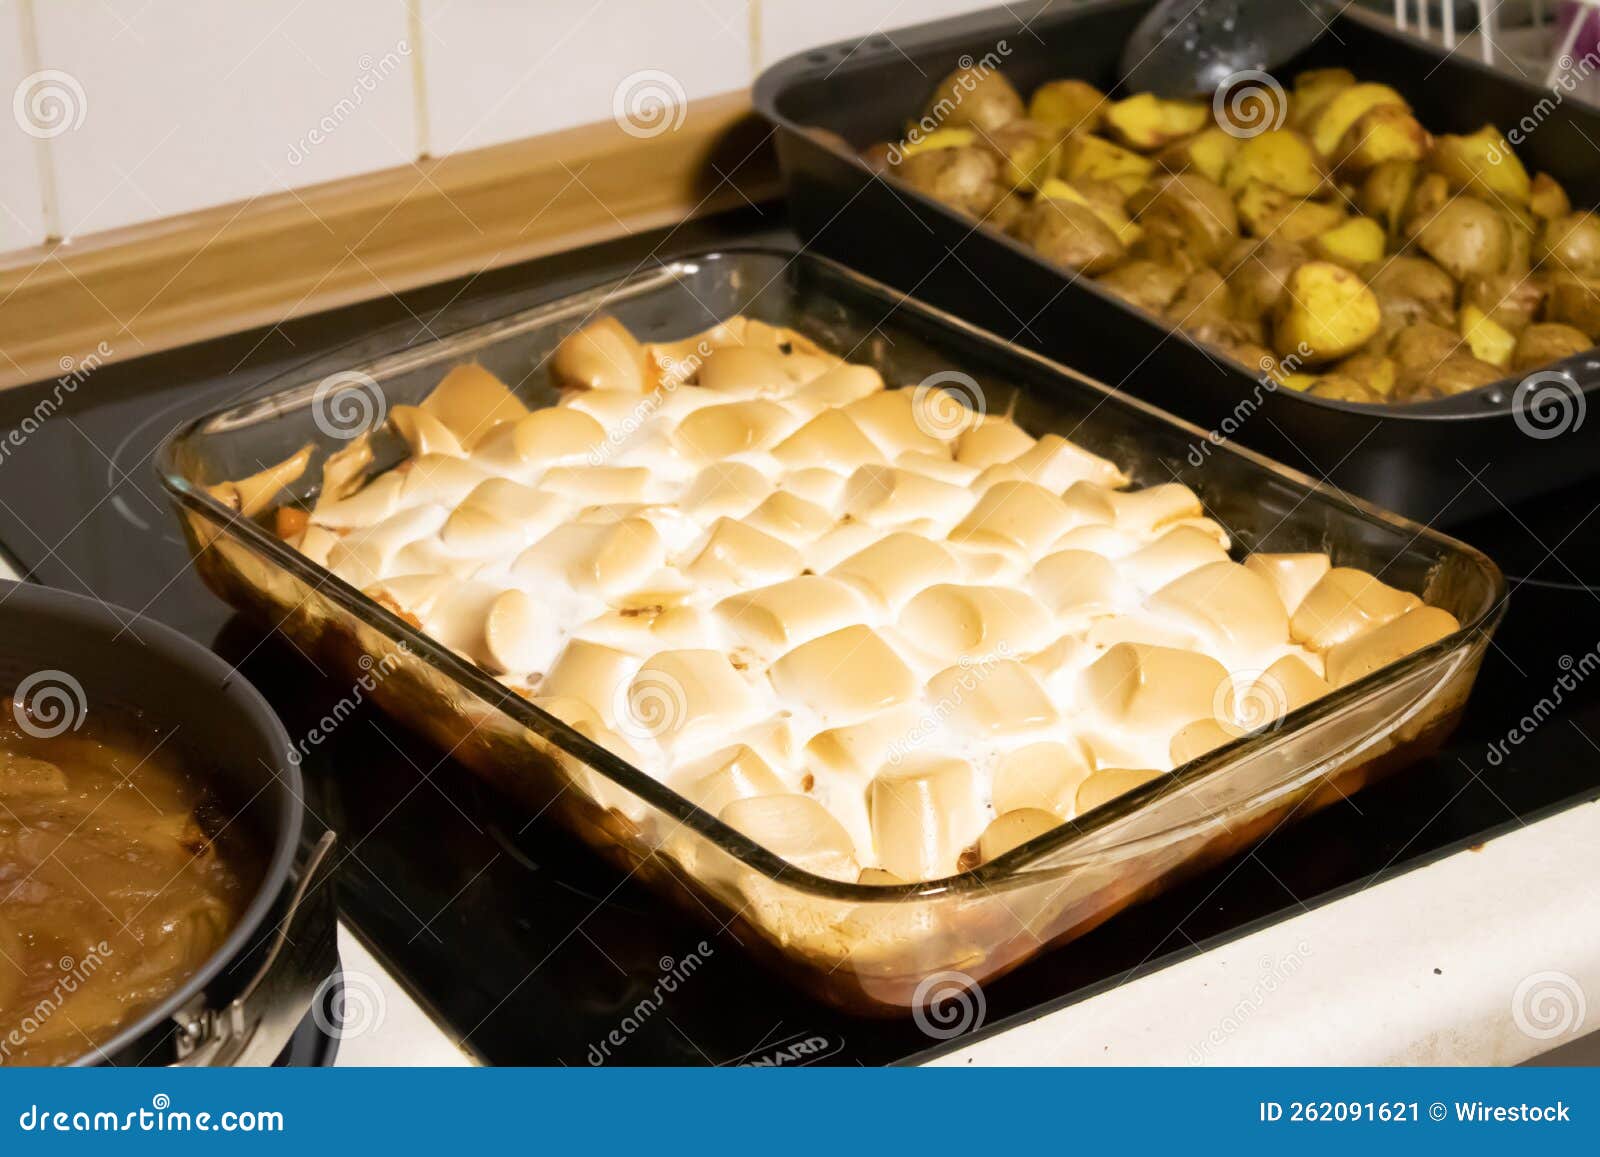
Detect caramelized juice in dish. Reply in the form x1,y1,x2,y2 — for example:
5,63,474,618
0,704,260,1066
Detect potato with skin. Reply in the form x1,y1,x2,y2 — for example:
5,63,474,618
1359,160,1420,235
1415,197,1511,281
895,147,1005,217
1545,274,1600,339
1512,323,1593,371
1028,78,1106,133
1061,134,1155,197
1157,127,1240,185
1327,353,1399,398
922,66,1024,133
1104,93,1210,151
1459,304,1517,369
1428,125,1531,204
1307,374,1386,403
1274,261,1383,363
1334,105,1430,174
1187,320,1278,372
1221,237,1306,323
1017,197,1127,274
1037,177,1141,246
1363,255,1458,328
1422,353,1505,397
1529,173,1571,221
1236,182,1346,242
897,127,977,157
1223,130,1324,196
1401,172,1451,238
1310,83,1408,157
1537,212,1600,277
1127,173,1239,265
1389,319,1465,390
1461,272,1545,334
983,119,1066,191
1167,268,1235,329
1289,68,1356,130
1096,260,1189,313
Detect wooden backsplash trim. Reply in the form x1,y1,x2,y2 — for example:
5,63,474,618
0,91,779,389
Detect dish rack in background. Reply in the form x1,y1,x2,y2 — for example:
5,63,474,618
1385,0,1600,90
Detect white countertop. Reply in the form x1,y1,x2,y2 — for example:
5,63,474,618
331,799,1600,1067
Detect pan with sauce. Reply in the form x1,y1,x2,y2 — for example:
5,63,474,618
0,702,261,1066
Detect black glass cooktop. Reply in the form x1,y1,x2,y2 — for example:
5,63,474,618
2,210,1598,1066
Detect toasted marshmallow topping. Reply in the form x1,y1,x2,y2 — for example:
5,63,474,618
269,316,1461,882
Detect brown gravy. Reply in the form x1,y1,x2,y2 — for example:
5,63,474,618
0,703,262,1065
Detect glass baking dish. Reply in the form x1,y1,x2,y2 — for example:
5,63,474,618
157,248,1505,1016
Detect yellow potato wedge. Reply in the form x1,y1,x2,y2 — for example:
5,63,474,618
1274,261,1383,363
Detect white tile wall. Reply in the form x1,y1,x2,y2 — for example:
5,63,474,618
0,0,1003,251
418,0,752,155
0,0,49,249
33,0,416,239
756,0,997,67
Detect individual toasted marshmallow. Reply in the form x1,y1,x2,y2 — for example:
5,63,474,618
1147,561,1290,659
719,795,859,881
510,407,607,466
769,410,885,471
1243,552,1331,616
868,755,984,880
845,390,953,458
1010,433,1129,492
421,363,529,445
1169,718,1236,765
623,650,760,750
439,504,524,559
716,575,871,655
400,454,491,505
898,584,1053,663
696,346,805,398
955,418,1035,468
742,491,834,544
841,465,973,528
789,364,885,408
678,744,786,816
768,626,918,723
1096,482,1204,535
1120,526,1231,592
390,405,465,459
513,518,665,598
483,588,562,675
778,467,848,510
458,478,573,541
1226,654,1332,727
672,400,798,461
539,640,639,724
684,518,803,588
310,471,404,529
978,808,1060,862
1030,549,1123,619
1324,605,1458,688
926,659,1057,737
1291,568,1422,651
1081,643,1228,740
550,317,652,392
829,532,961,610
680,462,771,522
1076,768,1164,815
897,451,981,487
991,740,1095,818
538,465,652,504
804,704,925,780
950,481,1078,557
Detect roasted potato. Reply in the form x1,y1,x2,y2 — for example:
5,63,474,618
1459,304,1517,369
1104,93,1210,151
1544,273,1600,338
1512,323,1593,371
1274,261,1383,363
1127,173,1239,265
896,127,978,158
1037,177,1141,245
1289,69,1356,130
1389,319,1465,385
1061,133,1155,198
1168,268,1236,329
1327,352,1400,398
1461,272,1545,334
895,147,1005,217
1309,83,1408,158
1221,237,1306,323
1307,374,1387,403
922,66,1024,133
1028,78,1105,134
1016,197,1127,273
1358,160,1420,236
1400,172,1451,237
1096,260,1188,313
983,119,1066,191
1529,173,1572,221
1333,105,1430,174
1187,320,1277,373
1315,216,1386,268
1421,353,1505,397
1223,130,1324,196
1414,196,1511,281
1364,255,1459,329
1537,212,1600,277
1428,125,1531,204
1156,127,1240,185
1236,181,1346,242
